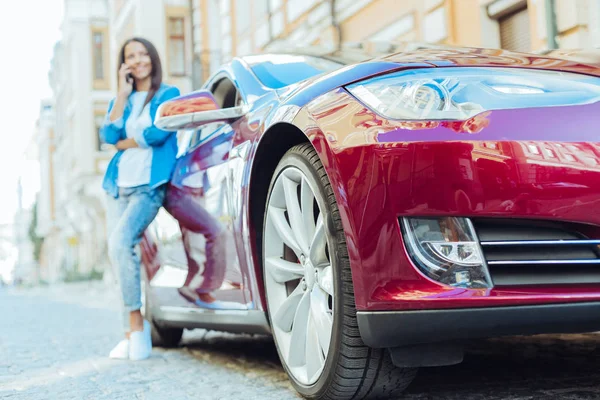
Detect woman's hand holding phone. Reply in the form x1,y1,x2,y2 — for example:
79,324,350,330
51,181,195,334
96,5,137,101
118,63,133,98
109,64,132,122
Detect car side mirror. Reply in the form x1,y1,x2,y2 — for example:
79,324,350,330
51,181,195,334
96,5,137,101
155,89,248,130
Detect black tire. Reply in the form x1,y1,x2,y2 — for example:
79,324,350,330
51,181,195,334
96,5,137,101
143,279,183,348
263,143,417,400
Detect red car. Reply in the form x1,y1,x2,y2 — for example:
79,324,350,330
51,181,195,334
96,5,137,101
141,43,600,399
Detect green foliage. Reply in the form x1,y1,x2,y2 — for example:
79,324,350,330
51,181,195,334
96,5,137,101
63,266,104,282
28,199,44,263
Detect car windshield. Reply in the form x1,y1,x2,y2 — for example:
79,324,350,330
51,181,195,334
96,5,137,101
244,54,345,89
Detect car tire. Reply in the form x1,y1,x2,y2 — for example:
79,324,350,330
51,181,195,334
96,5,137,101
263,143,417,399
142,279,183,348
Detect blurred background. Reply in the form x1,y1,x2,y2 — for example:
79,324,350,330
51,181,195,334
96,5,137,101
2,0,600,287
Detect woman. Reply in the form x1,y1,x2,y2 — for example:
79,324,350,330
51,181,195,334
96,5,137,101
99,37,180,361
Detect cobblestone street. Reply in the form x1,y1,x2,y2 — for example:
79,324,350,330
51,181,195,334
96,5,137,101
2,283,600,399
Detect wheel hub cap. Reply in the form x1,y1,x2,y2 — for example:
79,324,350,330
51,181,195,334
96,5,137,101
302,255,316,289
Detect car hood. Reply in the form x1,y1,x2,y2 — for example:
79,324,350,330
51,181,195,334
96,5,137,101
274,43,600,108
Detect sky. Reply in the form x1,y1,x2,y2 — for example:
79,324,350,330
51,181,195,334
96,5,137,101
0,0,64,279
0,0,63,221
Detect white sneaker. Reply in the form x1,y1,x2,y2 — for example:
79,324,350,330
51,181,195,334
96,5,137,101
109,339,129,359
129,320,152,361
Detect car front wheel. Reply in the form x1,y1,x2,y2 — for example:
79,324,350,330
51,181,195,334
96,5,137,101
263,143,417,399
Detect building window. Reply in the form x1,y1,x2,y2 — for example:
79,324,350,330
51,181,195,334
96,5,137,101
220,0,230,14
499,7,531,52
237,37,252,56
487,1,531,52
269,0,282,11
221,14,231,35
91,27,109,89
271,10,285,37
423,7,447,43
168,17,186,76
236,0,251,34
255,22,271,48
255,0,269,20
370,14,415,41
287,0,316,22
93,32,104,80
222,36,232,54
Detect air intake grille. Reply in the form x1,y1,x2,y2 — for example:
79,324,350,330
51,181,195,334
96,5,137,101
472,219,600,286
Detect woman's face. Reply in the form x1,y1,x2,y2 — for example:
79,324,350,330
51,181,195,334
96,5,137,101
124,41,152,81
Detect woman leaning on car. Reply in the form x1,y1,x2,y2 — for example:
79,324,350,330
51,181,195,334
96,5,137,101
98,37,180,361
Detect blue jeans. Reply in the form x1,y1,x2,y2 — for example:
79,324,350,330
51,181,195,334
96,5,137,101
106,185,166,332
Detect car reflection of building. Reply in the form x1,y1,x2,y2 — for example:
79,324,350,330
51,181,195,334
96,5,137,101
372,115,600,218
468,140,600,214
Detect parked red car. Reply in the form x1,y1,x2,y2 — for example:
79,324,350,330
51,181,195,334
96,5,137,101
141,43,600,399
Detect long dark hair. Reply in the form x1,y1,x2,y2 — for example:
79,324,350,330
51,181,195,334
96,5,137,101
118,37,163,108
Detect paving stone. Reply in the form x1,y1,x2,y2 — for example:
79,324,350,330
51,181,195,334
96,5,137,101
2,283,600,399
0,283,296,400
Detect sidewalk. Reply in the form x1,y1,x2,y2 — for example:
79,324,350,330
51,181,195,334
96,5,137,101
0,280,296,400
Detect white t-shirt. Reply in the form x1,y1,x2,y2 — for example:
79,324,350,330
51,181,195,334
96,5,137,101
117,91,154,188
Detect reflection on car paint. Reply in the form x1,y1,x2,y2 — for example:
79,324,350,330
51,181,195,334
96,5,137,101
295,80,600,311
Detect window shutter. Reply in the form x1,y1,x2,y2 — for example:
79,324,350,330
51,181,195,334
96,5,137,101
499,8,531,52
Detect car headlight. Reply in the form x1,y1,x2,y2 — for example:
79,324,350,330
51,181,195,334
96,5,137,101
346,67,600,121
401,217,493,289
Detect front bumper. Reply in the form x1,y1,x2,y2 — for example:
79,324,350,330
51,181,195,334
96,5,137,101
357,302,600,348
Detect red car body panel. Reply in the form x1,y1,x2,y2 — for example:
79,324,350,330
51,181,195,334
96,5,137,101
294,87,600,311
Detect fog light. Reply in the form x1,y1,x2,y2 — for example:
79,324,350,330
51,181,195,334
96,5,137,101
401,217,493,288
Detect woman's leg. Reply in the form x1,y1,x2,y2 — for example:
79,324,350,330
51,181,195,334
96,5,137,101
107,185,166,334
105,193,130,334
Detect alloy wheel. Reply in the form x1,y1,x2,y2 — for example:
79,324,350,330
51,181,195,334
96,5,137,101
264,166,335,386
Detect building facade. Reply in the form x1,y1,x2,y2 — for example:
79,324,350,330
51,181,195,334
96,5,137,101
34,99,62,283
46,0,114,280
36,0,600,283
38,0,193,281
188,0,600,80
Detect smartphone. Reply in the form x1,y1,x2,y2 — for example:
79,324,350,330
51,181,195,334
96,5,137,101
126,73,133,84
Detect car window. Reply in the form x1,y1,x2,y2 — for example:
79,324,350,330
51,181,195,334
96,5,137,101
210,76,241,108
244,54,344,89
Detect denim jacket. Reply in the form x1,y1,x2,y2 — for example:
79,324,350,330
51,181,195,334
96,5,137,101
100,83,181,198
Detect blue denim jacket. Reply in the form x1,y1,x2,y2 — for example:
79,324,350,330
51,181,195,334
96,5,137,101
100,83,181,198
